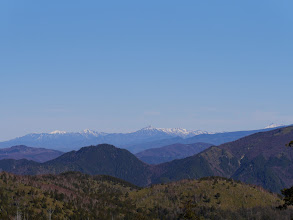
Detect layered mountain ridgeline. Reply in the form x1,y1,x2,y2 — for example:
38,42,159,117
0,126,283,152
153,126,293,192
0,144,152,186
0,145,63,162
0,127,208,152
0,172,291,219
135,142,212,164
127,127,283,153
0,130,108,152
0,126,293,192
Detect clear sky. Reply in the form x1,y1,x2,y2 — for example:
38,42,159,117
1,0,293,141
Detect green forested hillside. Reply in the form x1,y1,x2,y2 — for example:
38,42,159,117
0,172,141,219
0,172,292,220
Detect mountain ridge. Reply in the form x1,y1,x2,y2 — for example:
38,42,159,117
0,144,152,186
0,126,211,152
0,172,290,219
0,145,63,162
0,125,284,152
152,126,293,192
0,126,292,192
135,142,212,164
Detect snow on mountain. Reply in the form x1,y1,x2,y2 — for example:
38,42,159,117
79,129,108,137
48,129,107,137
264,123,284,129
0,126,212,151
46,126,212,138
50,130,67,134
7,125,287,152
0,125,289,152
137,126,212,138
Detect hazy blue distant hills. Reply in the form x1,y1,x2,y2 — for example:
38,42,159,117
127,126,286,153
135,142,212,164
0,126,210,152
0,145,63,162
0,130,108,152
126,137,184,153
183,129,271,145
0,126,292,192
0,125,285,152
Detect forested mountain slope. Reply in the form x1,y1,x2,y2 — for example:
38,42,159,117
153,126,293,192
0,172,291,219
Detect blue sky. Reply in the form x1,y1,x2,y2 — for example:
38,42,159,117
1,0,293,141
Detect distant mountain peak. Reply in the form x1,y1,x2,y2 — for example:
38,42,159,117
141,125,155,130
50,130,67,134
82,129,94,133
79,129,107,137
264,123,284,129
81,129,97,134
138,126,211,138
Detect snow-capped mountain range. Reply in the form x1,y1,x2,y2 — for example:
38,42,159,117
0,126,211,152
49,129,107,137
47,126,212,138
131,126,213,138
0,124,286,152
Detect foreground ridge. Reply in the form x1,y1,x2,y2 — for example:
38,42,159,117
0,172,291,219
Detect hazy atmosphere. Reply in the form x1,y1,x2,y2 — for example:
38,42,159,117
1,0,293,141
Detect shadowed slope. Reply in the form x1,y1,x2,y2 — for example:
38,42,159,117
153,126,293,192
0,144,152,186
135,142,212,164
